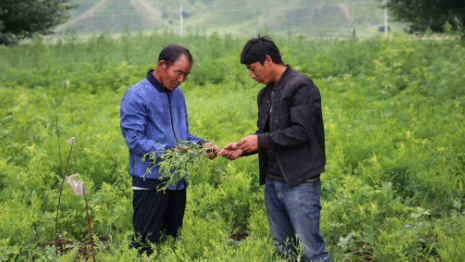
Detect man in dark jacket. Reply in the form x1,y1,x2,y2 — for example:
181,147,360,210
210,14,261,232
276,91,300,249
219,36,331,262
120,45,219,256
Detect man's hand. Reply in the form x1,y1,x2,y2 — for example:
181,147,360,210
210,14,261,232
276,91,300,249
174,145,190,153
237,135,258,153
203,142,220,160
218,142,243,161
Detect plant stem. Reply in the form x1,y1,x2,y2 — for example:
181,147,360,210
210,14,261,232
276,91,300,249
66,80,74,125
54,142,74,255
52,98,64,176
52,98,64,256
83,184,96,262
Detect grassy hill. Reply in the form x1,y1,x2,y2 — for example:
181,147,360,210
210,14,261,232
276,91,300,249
57,0,399,37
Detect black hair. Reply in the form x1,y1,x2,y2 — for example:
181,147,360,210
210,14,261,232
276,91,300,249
240,35,283,65
158,44,193,67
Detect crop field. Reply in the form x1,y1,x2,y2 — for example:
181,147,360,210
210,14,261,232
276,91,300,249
0,32,464,261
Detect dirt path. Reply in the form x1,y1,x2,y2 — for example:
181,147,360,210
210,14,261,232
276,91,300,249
129,0,172,28
339,3,354,23
57,0,109,32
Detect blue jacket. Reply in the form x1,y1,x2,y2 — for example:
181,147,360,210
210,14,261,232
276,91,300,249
120,70,205,190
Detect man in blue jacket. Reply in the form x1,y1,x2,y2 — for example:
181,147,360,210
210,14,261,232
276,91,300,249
120,44,219,256
219,36,331,262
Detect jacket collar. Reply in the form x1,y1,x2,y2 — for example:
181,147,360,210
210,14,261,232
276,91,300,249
146,70,169,93
267,65,292,92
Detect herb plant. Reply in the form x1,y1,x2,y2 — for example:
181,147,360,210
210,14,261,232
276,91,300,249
142,142,213,190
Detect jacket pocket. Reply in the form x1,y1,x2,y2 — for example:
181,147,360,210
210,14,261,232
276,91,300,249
278,147,313,176
135,153,156,178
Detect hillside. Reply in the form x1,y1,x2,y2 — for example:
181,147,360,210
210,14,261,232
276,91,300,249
57,0,396,37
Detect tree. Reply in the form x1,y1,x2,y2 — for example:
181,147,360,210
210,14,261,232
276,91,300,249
382,0,465,34
0,0,74,45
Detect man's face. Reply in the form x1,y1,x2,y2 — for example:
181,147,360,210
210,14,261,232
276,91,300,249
159,54,192,91
245,60,272,85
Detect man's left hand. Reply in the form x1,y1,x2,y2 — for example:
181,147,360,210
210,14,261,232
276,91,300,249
203,142,220,159
237,135,258,153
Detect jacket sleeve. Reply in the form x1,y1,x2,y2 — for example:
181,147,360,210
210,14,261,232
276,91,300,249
120,88,168,157
257,82,321,149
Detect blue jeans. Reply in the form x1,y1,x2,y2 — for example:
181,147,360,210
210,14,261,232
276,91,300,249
265,177,331,262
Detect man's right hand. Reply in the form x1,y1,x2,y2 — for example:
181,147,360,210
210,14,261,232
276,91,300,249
218,142,243,161
174,145,190,153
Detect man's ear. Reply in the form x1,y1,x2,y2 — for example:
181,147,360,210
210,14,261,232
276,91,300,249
158,60,166,71
264,55,273,66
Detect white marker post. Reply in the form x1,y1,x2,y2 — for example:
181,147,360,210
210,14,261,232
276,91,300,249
384,0,388,38
180,6,184,37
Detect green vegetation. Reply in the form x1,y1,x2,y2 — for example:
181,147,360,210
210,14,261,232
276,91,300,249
143,142,214,190
0,32,464,261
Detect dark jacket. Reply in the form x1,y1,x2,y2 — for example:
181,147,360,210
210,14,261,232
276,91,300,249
251,66,326,186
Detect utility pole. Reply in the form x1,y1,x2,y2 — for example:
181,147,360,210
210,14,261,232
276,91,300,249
180,6,184,37
383,0,388,38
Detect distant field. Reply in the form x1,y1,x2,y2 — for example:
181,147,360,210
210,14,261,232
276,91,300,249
0,33,464,261
54,0,403,38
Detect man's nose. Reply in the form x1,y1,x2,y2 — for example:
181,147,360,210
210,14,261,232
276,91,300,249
179,75,186,83
251,72,256,79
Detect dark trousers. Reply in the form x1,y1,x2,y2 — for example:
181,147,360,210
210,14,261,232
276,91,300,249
131,189,186,256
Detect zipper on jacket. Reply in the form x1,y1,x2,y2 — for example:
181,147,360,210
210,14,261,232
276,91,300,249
167,93,181,190
270,90,274,128
166,93,179,144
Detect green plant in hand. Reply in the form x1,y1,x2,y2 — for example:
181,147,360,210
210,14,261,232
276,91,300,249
142,142,215,190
